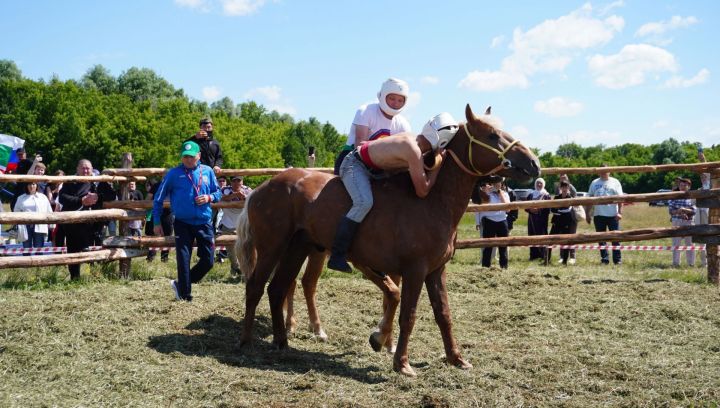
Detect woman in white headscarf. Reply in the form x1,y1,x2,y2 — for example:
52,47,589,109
525,177,551,261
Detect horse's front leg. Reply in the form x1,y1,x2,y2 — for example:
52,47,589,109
376,274,401,353
393,266,427,377
356,266,400,353
301,250,328,341
425,265,472,370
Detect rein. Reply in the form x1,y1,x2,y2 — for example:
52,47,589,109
446,122,519,177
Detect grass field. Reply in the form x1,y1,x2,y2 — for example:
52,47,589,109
1,205,719,407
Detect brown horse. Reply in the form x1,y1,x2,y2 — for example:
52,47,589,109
236,104,540,376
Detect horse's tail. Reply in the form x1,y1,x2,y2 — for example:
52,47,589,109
235,194,257,281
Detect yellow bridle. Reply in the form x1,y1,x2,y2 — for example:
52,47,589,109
446,122,519,177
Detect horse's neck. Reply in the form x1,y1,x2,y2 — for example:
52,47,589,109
429,153,478,226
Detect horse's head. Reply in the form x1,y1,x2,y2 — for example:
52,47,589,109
445,104,540,182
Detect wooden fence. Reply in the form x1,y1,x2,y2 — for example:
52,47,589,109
2,158,720,283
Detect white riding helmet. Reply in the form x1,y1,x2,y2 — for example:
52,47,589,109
421,112,459,150
377,78,410,116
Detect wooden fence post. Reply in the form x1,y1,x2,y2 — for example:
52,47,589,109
118,153,133,279
706,172,720,284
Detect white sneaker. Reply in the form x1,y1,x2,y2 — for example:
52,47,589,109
568,258,576,265
170,279,181,301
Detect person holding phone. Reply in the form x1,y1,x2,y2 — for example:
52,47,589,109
476,178,510,269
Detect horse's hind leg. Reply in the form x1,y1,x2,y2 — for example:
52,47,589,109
425,265,472,370
284,279,298,336
301,249,328,341
241,252,281,347
267,234,313,349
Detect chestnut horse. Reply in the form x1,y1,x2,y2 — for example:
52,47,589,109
236,104,540,376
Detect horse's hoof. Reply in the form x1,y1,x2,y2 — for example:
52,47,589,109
393,362,417,377
315,328,328,342
239,337,252,349
272,339,289,350
285,322,297,335
450,356,473,370
369,331,384,352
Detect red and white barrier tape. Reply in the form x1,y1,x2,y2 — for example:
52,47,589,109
531,244,706,251
0,245,228,255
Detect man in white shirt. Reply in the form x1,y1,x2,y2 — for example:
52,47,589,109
333,78,412,174
586,165,624,265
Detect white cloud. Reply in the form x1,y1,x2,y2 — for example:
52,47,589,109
534,97,584,117
635,16,698,37
420,76,439,85
174,0,211,12
244,85,296,115
202,86,221,101
510,125,529,138
244,85,281,101
221,0,266,16
460,4,624,92
652,120,670,129
458,70,529,92
490,35,505,48
588,44,677,89
405,91,422,111
663,68,710,89
174,0,267,16
599,0,624,16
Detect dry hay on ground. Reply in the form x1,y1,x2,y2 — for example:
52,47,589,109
1,260,720,407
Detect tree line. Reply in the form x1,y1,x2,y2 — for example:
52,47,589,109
0,59,715,193
0,60,345,187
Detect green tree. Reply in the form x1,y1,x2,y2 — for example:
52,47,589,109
0,60,22,82
81,65,117,95
210,97,236,117
117,67,183,102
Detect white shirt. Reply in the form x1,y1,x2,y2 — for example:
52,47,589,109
475,191,509,223
13,192,54,236
588,176,623,217
345,103,411,146
219,186,251,229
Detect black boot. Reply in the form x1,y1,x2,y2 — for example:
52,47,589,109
327,216,360,272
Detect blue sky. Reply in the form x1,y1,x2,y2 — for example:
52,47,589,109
2,0,718,154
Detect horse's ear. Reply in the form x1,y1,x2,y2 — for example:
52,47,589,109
485,106,492,115
465,104,477,122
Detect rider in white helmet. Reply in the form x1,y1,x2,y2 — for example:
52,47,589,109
328,113,459,272
333,78,412,174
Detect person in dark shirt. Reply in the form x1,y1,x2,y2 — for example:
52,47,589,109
185,117,223,173
58,159,116,280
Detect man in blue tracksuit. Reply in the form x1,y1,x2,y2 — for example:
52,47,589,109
153,141,222,301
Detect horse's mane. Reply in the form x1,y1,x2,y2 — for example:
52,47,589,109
470,114,504,132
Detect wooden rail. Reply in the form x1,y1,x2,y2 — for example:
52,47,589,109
0,209,145,225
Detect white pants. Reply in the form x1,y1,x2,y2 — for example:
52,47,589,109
695,208,709,267
672,218,695,267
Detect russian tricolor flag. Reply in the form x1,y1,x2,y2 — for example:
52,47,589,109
0,134,25,173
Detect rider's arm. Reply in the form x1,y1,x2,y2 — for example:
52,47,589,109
353,125,370,144
407,150,444,198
